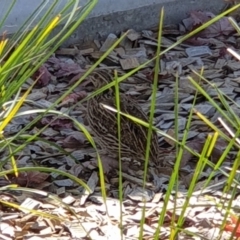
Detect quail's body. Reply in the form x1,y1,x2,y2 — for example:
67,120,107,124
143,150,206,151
86,70,160,167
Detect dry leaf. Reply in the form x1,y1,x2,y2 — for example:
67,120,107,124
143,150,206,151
10,171,49,187
184,11,235,38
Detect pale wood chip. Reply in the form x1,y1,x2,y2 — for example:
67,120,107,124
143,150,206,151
21,198,42,213
100,33,118,52
0,233,13,240
151,192,163,203
54,179,74,187
128,187,154,202
101,224,122,240
64,222,87,238
61,195,76,205
27,91,47,101
124,47,147,58
185,46,212,57
127,29,141,41
56,48,79,56
40,226,53,235
114,47,125,56
79,48,94,55
126,225,139,237
120,57,140,70
0,222,15,238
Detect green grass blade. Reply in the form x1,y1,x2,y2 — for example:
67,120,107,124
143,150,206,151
0,0,16,32
114,70,124,239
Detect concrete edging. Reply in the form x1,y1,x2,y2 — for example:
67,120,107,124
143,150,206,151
1,0,225,45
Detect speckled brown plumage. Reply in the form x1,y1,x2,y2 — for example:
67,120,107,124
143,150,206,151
86,69,161,167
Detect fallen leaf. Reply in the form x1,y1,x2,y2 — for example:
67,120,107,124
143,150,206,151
183,11,235,38
190,11,214,26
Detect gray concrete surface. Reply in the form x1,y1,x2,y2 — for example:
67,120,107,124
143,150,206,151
0,0,225,46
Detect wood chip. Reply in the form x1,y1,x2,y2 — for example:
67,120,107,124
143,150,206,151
79,48,94,55
56,48,79,56
127,29,141,41
80,171,98,205
20,198,42,213
214,58,226,69
120,57,139,70
27,91,47,101
100,33,118,52
185,46,212,57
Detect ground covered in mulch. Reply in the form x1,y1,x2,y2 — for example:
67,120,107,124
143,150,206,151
1,10,240,240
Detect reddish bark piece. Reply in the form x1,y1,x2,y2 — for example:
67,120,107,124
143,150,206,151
32,64,52,86
10,171,49,187
224,214,240,237
61,91,87,105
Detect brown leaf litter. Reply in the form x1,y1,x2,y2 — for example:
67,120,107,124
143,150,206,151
1,6,240,239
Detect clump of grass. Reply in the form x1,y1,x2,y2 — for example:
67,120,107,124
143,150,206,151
0,0,98,223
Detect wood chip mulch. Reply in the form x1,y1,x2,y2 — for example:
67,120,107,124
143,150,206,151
1,9,240,240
